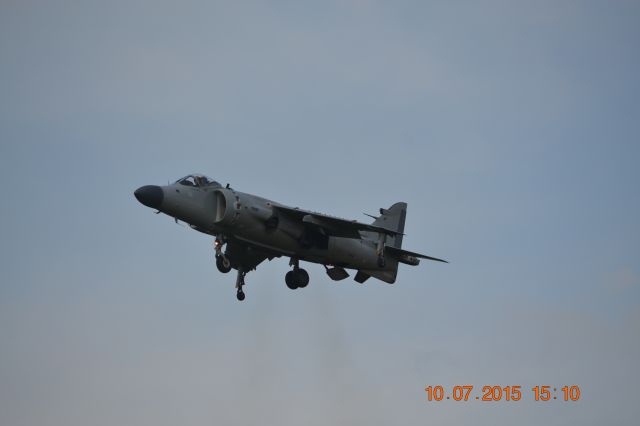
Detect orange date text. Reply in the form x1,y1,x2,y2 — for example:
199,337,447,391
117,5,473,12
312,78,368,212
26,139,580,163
424,385,581,402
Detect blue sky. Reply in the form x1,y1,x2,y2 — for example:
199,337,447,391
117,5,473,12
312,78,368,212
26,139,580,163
1,1,639,424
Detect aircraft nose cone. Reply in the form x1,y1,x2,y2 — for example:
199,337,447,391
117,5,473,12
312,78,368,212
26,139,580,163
134,185,164,209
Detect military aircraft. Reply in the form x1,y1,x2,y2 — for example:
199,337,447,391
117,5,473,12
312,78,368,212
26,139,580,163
134,174,446,301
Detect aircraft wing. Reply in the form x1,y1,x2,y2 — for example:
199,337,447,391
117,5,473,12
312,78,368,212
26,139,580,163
272,204,403,239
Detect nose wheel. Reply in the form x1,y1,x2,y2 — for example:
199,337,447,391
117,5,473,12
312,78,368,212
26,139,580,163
216,254,232,273
236,289,245,301
236,269,246,301
214,238,232,273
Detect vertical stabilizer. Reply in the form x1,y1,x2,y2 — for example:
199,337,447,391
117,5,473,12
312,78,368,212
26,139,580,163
372,202,407,248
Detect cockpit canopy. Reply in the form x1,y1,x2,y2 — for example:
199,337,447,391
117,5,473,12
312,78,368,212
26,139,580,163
175,174,221,188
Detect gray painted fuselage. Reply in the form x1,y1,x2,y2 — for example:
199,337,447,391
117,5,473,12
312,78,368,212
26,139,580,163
135,174,445,298
158,181,387,274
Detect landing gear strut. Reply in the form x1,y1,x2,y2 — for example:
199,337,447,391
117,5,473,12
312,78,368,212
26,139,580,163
286,258,309,290
215,237,248,301
236,269,246,301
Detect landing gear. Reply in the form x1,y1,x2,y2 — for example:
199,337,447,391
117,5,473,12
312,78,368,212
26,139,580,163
286,258,309,290
285,268,309,289
296,269,309,288
216,237,250,301
214,237,224,256
236,269,246,301
285,271,296,289
216,254,232,273
214,237,232,273
236,290,245,301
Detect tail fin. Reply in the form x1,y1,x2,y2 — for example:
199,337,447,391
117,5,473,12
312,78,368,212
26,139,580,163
372,202,407,248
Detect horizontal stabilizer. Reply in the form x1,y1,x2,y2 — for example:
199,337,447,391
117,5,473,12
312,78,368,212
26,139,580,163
385,245,448,264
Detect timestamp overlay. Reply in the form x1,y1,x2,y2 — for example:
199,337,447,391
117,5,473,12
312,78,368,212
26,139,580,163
424,385,581,402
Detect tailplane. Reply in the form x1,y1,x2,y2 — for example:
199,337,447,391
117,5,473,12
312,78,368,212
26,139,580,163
358,202,446,285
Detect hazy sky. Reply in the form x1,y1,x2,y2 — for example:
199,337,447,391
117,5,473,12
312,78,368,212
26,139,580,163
1,1,639,425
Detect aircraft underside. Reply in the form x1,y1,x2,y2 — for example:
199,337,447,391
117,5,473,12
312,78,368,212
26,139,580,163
211,233,399,301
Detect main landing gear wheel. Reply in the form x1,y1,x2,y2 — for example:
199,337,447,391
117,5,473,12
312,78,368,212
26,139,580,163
216,255,232,273
296,268,309,288
285,271,296,289
285,268,310,289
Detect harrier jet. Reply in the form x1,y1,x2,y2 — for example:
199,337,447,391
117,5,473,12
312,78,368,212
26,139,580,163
134,174,446,301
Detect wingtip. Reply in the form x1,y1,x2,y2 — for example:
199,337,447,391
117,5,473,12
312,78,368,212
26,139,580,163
424,255,448,263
